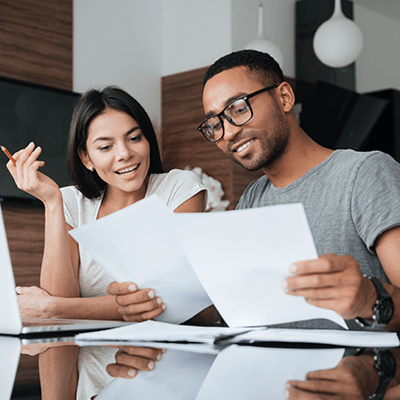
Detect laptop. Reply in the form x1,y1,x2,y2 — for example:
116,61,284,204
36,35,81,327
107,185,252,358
0,203,129,336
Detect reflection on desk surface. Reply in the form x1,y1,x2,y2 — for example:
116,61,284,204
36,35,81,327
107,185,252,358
6,337,400,400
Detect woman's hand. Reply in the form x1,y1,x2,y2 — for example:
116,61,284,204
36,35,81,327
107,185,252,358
106,346,165,379
16,286,53,318
107,281,166,322
5,142,61,205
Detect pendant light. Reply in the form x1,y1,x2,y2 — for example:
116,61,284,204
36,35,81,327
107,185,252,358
243,4,284,68
313,0,363,68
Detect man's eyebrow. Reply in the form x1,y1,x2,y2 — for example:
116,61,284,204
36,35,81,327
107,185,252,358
92,126,141,144
205,92,248,119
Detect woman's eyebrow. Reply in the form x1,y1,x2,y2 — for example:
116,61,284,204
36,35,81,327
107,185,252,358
92,126,141,144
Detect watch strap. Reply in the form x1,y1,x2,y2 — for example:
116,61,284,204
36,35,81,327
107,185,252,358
369,348,397,400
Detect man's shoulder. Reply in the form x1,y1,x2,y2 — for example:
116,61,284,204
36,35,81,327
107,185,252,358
236,175,270,209
332,149,395,166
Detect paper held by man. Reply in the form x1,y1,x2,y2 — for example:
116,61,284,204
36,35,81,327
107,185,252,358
70,195,399,347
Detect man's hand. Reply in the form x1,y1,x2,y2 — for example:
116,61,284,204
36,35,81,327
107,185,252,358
284,352,379,399
107,281,166,322
282,254,377,320
106,346,165,379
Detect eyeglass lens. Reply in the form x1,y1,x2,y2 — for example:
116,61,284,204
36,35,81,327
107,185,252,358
201,98,252,142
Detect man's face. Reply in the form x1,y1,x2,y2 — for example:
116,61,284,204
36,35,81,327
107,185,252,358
202,66,290,171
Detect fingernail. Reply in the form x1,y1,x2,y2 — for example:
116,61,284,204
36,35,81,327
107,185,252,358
289,264,297,274
162,304,166,311
15,286,21,294
282,280,287,288
128,283,137,292
34,146,41,152
148,290,155,298
148,361,155,370
127,369,137,378
156,353,162,361
156,297,162,305
284,389,290,399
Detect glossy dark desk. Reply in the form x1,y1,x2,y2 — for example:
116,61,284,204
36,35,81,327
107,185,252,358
7,336,400,400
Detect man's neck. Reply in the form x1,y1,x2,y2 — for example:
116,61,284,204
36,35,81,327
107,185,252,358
262,130,334,188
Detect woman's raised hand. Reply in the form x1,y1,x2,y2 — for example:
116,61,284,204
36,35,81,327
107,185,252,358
4,142,61,205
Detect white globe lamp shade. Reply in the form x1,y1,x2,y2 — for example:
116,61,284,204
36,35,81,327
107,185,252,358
244,39,284,68
313,0,363,68
243,4,284,68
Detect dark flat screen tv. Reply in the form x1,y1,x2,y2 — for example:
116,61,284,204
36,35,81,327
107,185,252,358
0,76,80,205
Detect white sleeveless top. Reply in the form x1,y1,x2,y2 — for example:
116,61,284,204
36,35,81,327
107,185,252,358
61,169,206,298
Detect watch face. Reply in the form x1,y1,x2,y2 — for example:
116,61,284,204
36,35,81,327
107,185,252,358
376,349,397,379
377,298,394,325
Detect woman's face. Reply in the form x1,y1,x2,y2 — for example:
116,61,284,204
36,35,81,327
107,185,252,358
79,108,151,196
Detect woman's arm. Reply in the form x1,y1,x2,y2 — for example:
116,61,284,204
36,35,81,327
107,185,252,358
16,286,124,320
6,143,80,297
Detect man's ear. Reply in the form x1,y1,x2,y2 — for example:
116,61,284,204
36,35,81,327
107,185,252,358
78,147,92,170
276,82,295,113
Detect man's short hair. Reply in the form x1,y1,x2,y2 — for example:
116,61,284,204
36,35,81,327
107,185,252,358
203,50,284,88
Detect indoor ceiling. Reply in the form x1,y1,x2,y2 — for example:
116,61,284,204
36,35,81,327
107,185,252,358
352,0,400,22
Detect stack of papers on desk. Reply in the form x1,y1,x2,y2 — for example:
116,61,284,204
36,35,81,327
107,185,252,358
75,320,400,348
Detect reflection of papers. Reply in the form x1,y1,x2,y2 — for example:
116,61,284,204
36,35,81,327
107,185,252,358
0,336,21,400
195,346,345,400
96,347,217,400
175,203,346,329
75,320,400,348
69,196,212,324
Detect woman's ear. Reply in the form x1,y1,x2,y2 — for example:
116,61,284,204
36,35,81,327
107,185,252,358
277,82,295,113
78,148,93,171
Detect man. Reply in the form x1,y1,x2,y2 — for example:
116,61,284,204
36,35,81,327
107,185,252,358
196,49,400,331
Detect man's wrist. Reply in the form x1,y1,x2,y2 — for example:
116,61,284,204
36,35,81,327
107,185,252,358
356,276,394,328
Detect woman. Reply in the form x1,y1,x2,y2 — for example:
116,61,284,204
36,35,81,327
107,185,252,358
5,86,207,322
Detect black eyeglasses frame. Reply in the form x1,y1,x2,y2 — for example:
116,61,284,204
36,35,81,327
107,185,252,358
198,84,279,143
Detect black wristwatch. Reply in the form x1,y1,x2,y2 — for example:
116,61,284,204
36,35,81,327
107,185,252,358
369,348,397,400
355,276,394,328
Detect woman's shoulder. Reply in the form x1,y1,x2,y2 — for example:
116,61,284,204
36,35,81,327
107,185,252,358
60,185,102,210
147,169,205,210
149,169,203,187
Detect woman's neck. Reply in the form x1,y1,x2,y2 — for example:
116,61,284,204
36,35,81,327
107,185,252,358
97,175,149,219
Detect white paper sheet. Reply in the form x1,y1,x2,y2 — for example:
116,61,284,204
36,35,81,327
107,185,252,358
174,203,347,329
96,347,217,400
69,195,212,324
195,346,345,400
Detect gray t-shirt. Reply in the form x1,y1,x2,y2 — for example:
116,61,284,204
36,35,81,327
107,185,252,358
237,149,400,330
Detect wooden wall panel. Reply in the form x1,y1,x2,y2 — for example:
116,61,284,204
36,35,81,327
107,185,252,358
2,204,44,287
0,0,72,291
0,0,73,91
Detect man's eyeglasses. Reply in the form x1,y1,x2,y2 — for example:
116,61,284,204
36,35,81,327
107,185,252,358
198,84,279,143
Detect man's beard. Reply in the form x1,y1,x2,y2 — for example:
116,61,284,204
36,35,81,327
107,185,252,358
231,122,290,172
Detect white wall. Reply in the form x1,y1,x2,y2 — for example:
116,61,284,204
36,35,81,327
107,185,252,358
162,0,232,76
73,0,163,130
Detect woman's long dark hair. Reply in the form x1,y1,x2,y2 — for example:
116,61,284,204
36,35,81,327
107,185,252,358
67,86,163,199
